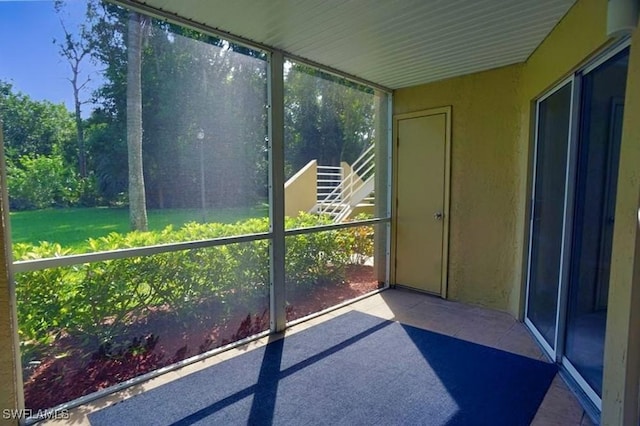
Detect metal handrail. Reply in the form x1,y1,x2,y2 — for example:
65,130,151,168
316,144,375,221
316,165,343,202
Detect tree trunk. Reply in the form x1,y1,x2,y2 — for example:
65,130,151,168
127,11,148,231
74,88,86,177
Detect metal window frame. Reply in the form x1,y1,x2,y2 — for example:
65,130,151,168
8,2,394,421
523,75,574,360
581,37,632,75
554,74,581,362
269,50,287,333
562,356,602,410
109,0,392,94
385,93,393,285
13,232,272,273
0,121,25,419
557,40,631,410
284,218,389,237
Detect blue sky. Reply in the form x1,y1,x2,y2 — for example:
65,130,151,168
0,0,102,114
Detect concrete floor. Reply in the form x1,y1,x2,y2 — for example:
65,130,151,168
42,288,595,425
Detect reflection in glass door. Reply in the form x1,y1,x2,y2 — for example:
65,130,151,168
525,45,630,411
563,49,629,399
525,81,572,355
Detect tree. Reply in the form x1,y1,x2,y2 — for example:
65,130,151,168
7,155,80,210
64,1,147,220
53,0,97,178
0,82,84,210
85,2,128,206
88,4,270,211
284,63,375,177
126,11,148,231
0,81,76,163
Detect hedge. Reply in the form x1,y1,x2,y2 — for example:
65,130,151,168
14,213,374,354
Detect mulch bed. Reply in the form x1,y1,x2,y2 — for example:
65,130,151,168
23,264,379,410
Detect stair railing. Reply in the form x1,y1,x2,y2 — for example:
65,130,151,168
316,144,375,221
316,165,343,205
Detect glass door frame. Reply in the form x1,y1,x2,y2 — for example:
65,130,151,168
524,74,578,361
524,38,631,412
560,40,631,411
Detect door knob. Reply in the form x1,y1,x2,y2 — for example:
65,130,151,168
434,212,443,220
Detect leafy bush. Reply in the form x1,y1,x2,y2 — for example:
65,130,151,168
7,155,84,210
343,214,375,264
14,213,373,351
285,214,351,293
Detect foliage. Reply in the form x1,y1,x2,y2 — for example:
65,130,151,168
344,216,375,265
284,63,376,178
15,214,373,355
7,155,83,210
87,3,270,210
2,2,378,216
284,214,349,292
0,81,76,165
0,83,101,210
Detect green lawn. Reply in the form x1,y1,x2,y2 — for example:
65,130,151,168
10,205,269,249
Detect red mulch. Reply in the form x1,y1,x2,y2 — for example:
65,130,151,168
286,264,381,321
23,264,379,410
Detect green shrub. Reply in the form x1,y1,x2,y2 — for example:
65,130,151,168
344,214,375,264
285,216,351,293
7,155,84,210
14,213,373,351
14,242,80,362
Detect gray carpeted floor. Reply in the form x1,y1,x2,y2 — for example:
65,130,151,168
89,311,557,426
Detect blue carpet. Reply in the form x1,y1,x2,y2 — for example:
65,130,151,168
89,311,556,426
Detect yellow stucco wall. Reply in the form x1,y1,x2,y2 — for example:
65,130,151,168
284,159,317,218
521,0,607,97
395,1,640,422
394,63,523,312
393,0,614,317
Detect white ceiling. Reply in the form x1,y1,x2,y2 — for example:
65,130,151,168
130,0,576,90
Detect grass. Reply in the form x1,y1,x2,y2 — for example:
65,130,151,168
10,205,269,250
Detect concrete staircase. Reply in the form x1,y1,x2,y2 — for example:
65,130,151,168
314,144,375,222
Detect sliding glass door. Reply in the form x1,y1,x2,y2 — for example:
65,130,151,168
525,81,573,355
525,45,630,410
563,49,629,399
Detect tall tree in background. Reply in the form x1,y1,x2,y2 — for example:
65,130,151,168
85,2,128,204
53,0,96,178
84,2,371,211
284,64,375,176
126,11,147,231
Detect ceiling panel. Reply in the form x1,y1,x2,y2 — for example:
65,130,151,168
130,0,575,90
